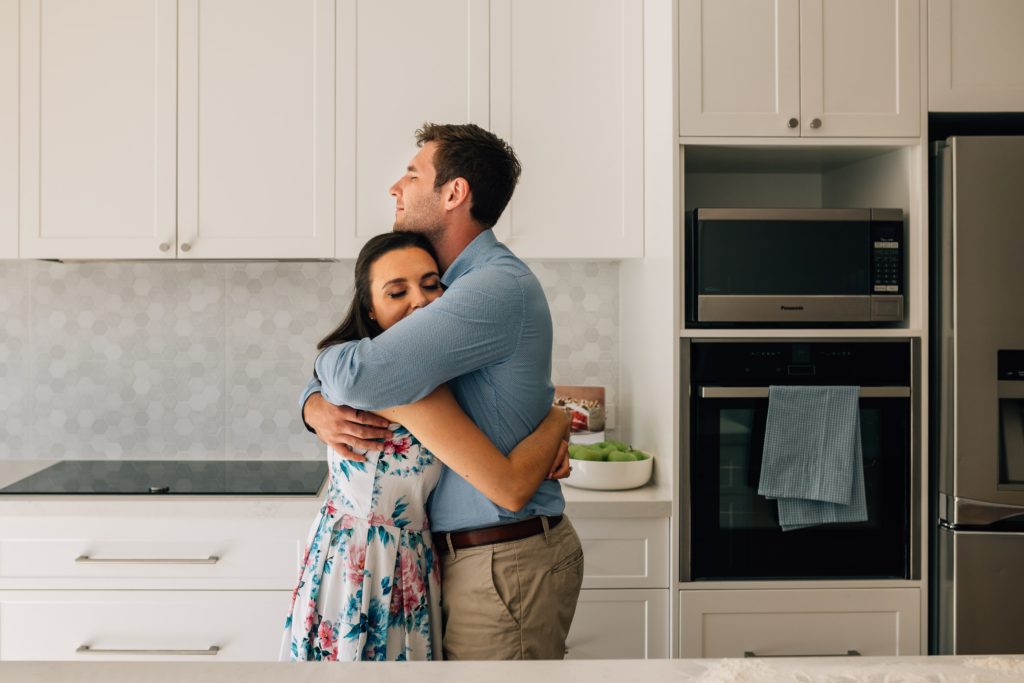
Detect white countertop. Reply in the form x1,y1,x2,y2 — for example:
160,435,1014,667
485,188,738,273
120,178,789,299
2,655,1023,682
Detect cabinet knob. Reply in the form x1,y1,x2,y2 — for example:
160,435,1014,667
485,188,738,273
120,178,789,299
787,117,799,129
158,242,171,252
180,242,192,253
810,118,822,129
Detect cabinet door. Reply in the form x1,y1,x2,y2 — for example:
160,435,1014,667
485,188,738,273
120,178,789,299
177,0,335,259
336,0,488,257
0,0,16,258
0,590,290,661
679,0,801,137
679,588,921,658
18,0,177,260
572,516,669,589
490,0,644,258
929,0,1024,111
800,0,920,137
566,589,669,659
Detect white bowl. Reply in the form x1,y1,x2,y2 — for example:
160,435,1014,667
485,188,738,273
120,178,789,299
563,455,653,491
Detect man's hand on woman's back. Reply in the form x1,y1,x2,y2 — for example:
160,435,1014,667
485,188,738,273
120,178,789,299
302,393,392,461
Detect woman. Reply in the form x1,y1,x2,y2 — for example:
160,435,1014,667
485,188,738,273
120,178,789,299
282,232,567,662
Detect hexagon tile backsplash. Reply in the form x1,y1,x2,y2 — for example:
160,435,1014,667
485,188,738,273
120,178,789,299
0,260,618,460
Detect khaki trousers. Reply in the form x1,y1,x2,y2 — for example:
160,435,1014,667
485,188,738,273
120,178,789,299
439,515,584,660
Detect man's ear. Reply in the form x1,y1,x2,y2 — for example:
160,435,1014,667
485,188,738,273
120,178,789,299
443,177,471,211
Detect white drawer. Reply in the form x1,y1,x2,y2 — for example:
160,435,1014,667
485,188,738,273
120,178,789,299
679,588,921,658
0,516,310,588
572,517,669,589
0,590,291,661
566,589,669,660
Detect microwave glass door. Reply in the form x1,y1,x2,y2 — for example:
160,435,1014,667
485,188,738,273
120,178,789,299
698,219,871,295
690,394,910,580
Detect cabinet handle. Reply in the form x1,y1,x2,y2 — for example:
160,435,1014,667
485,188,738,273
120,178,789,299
76,645,220,656
745,649,860,658
159,242,171,252
180,242,192,252
74,554,220,565
810,118,822,129
787,117,799,129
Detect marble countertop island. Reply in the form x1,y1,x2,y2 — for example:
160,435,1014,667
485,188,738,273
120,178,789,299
3,655,1024,682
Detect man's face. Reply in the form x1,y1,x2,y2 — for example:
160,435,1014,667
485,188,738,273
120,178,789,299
389,142,446,236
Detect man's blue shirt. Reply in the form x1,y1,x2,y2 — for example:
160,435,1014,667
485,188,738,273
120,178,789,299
302,230,563,533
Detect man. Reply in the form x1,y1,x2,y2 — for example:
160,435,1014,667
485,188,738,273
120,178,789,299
300,123,583,660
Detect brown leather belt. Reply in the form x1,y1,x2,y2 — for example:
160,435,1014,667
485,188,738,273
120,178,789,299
434,515,563,554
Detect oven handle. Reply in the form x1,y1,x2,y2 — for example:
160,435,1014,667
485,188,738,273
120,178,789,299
699,386,910,399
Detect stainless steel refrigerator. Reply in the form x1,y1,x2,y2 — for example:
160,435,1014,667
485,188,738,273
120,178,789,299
934,136,1024,655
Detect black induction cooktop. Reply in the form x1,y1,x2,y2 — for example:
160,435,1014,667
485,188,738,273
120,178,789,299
0,460,327,495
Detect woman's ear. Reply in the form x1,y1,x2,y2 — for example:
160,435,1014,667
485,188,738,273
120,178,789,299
368,309,376,320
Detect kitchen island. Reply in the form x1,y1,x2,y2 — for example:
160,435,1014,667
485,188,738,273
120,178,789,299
2,655,1024,682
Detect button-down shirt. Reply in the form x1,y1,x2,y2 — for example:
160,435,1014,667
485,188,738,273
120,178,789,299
301,230,563,533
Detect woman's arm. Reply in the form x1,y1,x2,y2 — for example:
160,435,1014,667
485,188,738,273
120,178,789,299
375,385,568,512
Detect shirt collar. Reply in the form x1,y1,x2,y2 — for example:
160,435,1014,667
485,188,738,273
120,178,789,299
441,230,496,287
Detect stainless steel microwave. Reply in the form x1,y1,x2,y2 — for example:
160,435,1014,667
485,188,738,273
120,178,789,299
685,208,904,326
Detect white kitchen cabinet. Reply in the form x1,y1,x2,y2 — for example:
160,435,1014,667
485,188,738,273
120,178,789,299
0,501,315,661
679,0,801,138
489,0,644,259
569,513,671,659
680,0,920,138
679,588,921,658
17,0,178,260
0,590,290,661
0,0,17,259
335,0,488,257
929,0,1024,111
340,0,645,260
177,0,335,259
573,516,669,589
15,0,334,261
566,589,669,660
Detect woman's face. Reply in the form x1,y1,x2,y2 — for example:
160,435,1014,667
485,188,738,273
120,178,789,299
368,247,443,330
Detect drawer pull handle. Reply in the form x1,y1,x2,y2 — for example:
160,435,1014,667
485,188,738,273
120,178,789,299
744,649,861,658
75,555,220,565
76,645,220,656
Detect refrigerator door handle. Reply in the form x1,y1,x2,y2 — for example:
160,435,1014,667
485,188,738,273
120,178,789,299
947,496,1024,527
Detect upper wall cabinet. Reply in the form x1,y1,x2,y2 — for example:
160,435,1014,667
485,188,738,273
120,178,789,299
929,0,1024,111
490,0,644,259
1,0,17,259
177,0,335,259
680,0,921,138
15,0,335,260
335,0,488,256
18,0,177,260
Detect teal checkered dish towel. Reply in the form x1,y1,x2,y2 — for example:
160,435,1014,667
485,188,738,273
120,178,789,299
757,385,867,531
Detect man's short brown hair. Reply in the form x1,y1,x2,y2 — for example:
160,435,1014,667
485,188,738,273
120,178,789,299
415,123,521,229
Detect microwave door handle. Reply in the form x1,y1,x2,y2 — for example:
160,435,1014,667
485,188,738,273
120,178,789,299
698,386,911,399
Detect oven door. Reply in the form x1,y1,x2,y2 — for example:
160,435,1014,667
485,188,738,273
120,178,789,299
687,386,911,580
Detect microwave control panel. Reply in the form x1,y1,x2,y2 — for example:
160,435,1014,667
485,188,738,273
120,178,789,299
870,220,903,294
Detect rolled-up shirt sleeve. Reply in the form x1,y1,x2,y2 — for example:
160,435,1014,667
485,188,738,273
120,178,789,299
313,269,524,411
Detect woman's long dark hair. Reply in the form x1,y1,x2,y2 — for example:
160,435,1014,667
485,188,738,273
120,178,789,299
316,232,440,350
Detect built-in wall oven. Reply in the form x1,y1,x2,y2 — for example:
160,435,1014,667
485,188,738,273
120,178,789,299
681,339,919,581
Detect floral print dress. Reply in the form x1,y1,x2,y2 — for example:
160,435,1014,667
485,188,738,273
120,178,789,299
281,425,443,661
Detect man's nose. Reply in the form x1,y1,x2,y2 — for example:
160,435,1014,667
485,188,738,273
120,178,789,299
388,179,401,198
